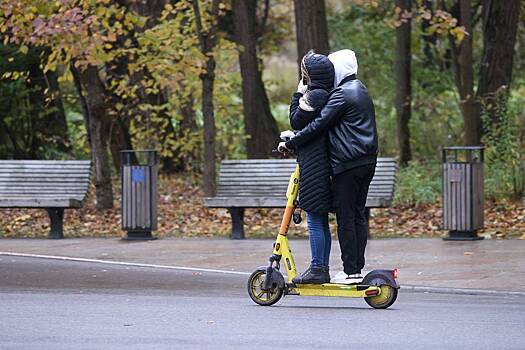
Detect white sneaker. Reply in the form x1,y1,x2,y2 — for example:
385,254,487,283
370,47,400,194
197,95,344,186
331,271,363,284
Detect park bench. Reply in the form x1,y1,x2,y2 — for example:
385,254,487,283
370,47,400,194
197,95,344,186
0,160,91,239
204,158,398,239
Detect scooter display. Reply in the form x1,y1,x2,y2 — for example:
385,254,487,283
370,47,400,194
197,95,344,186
247,136,399,309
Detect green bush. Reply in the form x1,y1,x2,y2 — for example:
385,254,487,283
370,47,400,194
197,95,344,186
393,161,441,205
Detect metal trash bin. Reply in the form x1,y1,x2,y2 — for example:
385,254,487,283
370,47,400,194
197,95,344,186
121,150,158,240
442,146,484,241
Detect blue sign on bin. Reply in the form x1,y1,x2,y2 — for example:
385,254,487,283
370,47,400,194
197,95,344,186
131,168,145,182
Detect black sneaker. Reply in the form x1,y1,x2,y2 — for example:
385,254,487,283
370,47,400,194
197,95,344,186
292,266,330,284
322,266,330,282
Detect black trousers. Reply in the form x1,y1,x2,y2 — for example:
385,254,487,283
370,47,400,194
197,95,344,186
332,164,375,275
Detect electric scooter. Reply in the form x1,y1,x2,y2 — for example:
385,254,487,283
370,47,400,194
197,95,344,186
247,135,399,309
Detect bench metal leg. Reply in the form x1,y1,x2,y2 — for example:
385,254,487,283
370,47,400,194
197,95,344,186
228,208,245,240
46,208,65,239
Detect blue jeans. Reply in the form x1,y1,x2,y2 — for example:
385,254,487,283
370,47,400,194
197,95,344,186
306,212,331,268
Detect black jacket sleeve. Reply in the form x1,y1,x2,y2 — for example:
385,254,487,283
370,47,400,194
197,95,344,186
286,88,346,150
289,90,329,130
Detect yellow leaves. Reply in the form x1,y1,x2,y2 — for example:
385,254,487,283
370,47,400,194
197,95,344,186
450,26,467,42
24,11,35,21
19,45,28,54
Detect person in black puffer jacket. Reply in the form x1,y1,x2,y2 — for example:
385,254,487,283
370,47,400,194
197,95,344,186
287,51,334,284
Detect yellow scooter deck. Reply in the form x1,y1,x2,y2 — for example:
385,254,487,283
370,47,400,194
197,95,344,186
291,283,381,298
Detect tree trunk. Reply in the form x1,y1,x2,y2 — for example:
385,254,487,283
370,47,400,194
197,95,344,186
394,0,412,166
74,65,114,209
232,0,279,159
201,59,217,196
109,116,134,172
191,0,220,196
448,0,481,146
293,0,329,72
477,0,520,126
179,91,197,133
27,62,70,158
172,90,198,172
43,70,70,153
459,0,482,146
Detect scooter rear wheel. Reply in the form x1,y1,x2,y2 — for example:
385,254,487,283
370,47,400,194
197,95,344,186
365,284,398,309
247,270,283,306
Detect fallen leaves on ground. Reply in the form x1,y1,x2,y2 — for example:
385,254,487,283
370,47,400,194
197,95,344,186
0,175,523,239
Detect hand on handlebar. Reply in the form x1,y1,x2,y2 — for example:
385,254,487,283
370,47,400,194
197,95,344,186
277,142,289,154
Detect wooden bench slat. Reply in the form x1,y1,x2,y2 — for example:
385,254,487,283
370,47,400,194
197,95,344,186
216,191,287,196
0,190,87,195
0,162,90,166
365,198,393,207
217,186,287,190
0,178,90,184
0,160,90,164
0,193,86,198
220,167,297,172
221,163,397,167
220,166,396,172
369,180,396,185
0,198,83,208
218,180,295,184
220,170,295,174
221,157,395,164
0,166,91,171
204,197,287,208
0,190,87,194
219,175,292,179
217,181,294,187
0,175,90,180
0,183,89,187
0,171,90,176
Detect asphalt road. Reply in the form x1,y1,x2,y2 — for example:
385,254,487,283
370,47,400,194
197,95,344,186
1,256,524,350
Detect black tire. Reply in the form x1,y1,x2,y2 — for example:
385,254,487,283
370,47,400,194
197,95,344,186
365,284,398,309
247,270,283,306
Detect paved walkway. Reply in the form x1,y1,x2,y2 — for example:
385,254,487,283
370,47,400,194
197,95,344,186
1,238,524,293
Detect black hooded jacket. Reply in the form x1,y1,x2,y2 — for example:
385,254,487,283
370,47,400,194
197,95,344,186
287,74,378,176
289,53,334,214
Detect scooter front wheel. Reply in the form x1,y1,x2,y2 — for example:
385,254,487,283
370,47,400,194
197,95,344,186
247,270,283,306
365,284,398,309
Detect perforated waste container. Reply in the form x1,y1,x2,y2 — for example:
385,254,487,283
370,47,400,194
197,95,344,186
442,146,484,241
121,150,158,240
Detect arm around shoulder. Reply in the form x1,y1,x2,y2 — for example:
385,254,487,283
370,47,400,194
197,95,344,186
286,88,346,149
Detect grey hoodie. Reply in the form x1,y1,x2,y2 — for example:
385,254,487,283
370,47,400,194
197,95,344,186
328,49,358,87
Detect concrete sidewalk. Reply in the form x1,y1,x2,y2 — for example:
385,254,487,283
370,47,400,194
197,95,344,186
1,238,524,294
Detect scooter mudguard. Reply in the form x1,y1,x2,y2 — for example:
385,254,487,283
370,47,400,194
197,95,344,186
256,266,285,290
362,269,399,289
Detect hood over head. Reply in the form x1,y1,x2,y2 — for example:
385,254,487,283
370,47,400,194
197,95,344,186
301,52,334,90
328,49,358,87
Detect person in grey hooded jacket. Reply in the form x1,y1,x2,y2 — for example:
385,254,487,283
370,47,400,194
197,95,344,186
282,49,378,284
